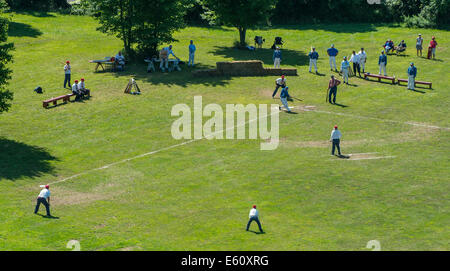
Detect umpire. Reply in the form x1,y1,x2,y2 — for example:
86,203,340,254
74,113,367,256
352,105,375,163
34,185,52,217
330,125,342,156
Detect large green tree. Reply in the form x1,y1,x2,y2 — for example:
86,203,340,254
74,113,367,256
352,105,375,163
5,0,70,10
91,0,187,57
0,0,13,113
205,0,277,46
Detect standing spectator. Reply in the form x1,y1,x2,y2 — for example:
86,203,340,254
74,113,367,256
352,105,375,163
308,47,319,74
64,61,71,89
279,86,292,113
188,40,196,67
378,51,387,76
359,48,367,73
159,45,178,72
429,36,438,59
416,34,423,57
246,205,264,233
115,51,125,71
327,44,339,72
34,185,52,217
341,56,350,84
349,50,361,77
330,125,342,156
78,78,90,97
327,75,341,104
272,75,286,98
273,46,282,68
407,62,417,91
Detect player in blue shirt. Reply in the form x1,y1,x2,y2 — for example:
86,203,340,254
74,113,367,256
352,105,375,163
188,40,196,67
327,44,339,71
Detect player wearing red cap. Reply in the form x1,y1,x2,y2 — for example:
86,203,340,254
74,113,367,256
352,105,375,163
72,80,82,101
330,125,342,156
272,75,287,98
34,185,52,217
246,205,264,233
78,78,90,97
64,61,71,88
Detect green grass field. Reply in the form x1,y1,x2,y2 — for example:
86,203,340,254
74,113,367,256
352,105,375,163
0,13,449,251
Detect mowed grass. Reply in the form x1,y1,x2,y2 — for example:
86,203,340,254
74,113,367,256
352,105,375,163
0,13,449,250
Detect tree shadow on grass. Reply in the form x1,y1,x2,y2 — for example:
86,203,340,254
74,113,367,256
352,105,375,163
109,62,232,88
8,22,42,38
0,138,57,181
209,46,309,67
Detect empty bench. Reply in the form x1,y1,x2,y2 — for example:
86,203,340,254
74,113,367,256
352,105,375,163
43,93,74,108
397,78,432,89
364,73,395,84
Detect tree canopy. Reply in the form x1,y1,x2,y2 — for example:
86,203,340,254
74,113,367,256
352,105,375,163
0,0,13,113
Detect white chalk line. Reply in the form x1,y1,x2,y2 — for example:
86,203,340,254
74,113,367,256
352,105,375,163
49,109,280,185
298,107,450,131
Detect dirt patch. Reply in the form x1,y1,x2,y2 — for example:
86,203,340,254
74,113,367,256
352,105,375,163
48,186,123,206
119,246,141,251
345,153,396,160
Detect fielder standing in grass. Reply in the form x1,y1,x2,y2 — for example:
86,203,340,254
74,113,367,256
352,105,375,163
407,62,417,91
34,185,51,217
341,56,350,84
328,75,341,104
308,47,319,74
330,125,342,156
378,51,387,76
359,48,367,73
349,50,361,77
188,40,196,67
327,44,339,72
64,60,71,88
416,34,423,56
273,46,282,68
272,74,286,98
246,205,264,233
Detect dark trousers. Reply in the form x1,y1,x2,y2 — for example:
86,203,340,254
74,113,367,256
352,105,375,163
64,74,71,88
34,197,51,216
332,139,341,155
246,216,263,232
81,88,90,97
272,84,284,97
329,86,337,104
353,63,361,76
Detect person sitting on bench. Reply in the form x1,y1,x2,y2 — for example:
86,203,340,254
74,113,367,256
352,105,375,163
396,40,407,53
72,80,82,101
78,78,90,97
115,51,125,71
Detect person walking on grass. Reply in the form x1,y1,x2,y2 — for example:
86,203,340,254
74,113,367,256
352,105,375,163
330,125,342,156
429,36,438,59
34,185,51,217
378,51,387,76
328,75,341,104
64,61,71,88
349,50,361,77
341,56,350,84
407,62,417,91
188,40,196,67
327,44,339,72
359,48,367,73
416,34,423,56
279,86,292,113
308,47,319,74
273,46,282,68
272,75,286,98
246,205,264,233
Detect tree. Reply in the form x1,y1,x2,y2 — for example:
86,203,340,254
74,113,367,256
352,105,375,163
6,0,70,10
206,0,277,46
91,0,187,58
0,0,13,113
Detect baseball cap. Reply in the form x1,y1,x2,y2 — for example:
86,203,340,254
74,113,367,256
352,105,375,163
253,205,256,208
334,125,338,129
45,185,49,189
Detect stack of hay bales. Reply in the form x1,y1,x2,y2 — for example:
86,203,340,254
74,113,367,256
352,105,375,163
192,60,297,77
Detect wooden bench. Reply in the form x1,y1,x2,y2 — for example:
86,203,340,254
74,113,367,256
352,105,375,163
364,73,395,84
43,93,74,108
397,78,432,89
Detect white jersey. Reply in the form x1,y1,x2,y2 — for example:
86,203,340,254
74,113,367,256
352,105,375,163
38,188,50,199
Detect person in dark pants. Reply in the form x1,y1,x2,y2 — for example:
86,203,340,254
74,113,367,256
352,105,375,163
246,205,264,233
272,75,286,98
330,125,342,156
327,75,341,104
64,61,71,88
34,185,51,216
